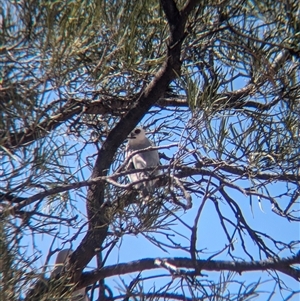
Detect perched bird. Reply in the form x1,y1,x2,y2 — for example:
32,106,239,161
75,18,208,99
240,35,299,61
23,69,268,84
51,249,90,301
125,127,160,193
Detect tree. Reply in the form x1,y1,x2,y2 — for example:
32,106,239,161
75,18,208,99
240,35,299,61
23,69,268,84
0,0,299,300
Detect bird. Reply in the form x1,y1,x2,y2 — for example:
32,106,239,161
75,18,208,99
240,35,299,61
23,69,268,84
51,249,90,301
125,127,160,194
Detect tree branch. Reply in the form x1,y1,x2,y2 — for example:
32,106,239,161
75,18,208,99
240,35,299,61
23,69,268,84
77,253,300,288
25,253,300,301
2,156,298,218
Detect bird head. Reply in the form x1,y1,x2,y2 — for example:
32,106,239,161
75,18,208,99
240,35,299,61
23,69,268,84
128,127,146,142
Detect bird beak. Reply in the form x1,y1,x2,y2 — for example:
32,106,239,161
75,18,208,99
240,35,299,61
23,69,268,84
127,132,136,139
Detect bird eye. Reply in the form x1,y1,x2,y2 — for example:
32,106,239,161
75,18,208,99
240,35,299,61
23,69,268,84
134,129,141,134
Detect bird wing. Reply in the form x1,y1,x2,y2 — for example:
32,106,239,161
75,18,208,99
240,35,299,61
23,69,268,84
142,139,160,173
145,148,160,166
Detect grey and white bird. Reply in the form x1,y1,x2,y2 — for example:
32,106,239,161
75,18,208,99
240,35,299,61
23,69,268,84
51,249,90,301
125,127,160,193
